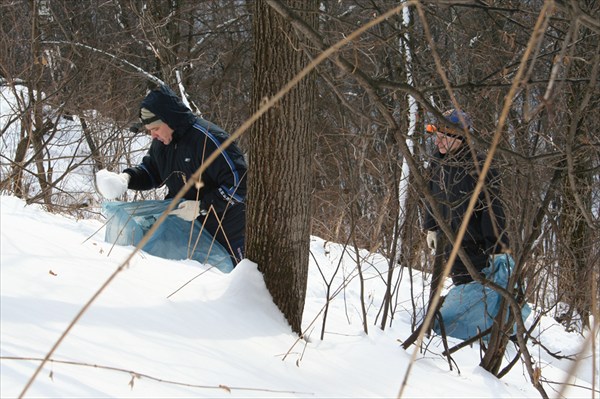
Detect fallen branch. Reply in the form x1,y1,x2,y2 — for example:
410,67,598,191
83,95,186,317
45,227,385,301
1,356,313,396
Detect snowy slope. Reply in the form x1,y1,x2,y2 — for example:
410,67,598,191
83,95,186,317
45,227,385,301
1,195,597,398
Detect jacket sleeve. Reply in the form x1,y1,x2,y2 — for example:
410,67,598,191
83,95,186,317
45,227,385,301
197,131,247,214
423,163,439,231
123,149,161,191
480,166,510,254
423,199,438,231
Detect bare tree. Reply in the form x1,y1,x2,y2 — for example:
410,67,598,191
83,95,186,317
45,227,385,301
246,0,318,334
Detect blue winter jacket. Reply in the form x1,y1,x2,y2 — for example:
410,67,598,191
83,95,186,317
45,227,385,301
124,85,247,214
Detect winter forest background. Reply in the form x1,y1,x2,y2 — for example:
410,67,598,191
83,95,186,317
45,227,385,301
0,1,598,398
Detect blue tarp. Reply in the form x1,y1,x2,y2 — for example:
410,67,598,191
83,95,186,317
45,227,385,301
102,200,234,273
434,254,531,341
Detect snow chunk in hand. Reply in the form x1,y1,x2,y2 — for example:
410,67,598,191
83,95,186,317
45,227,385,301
95,169,129,200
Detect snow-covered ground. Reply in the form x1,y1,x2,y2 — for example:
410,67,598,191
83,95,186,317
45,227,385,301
1,195,597,398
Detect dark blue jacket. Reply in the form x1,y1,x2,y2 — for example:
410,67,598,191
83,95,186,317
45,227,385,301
124,85,247,214
423,144,509,284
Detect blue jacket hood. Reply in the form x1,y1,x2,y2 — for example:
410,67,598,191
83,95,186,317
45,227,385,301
140,85,196,132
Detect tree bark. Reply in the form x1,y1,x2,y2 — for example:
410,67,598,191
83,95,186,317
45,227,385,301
246,0,317,334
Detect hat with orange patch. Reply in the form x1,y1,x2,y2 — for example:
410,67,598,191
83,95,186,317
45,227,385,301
426,109,472,138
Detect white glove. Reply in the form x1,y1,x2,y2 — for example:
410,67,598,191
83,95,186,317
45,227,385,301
169,200,203,221
96,169,130,200
426,230,438,250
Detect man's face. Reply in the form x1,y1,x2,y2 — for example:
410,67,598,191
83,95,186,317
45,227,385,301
146,122,174,145
434,131,463,154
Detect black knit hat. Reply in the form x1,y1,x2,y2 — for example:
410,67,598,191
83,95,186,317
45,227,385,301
140,107,163,127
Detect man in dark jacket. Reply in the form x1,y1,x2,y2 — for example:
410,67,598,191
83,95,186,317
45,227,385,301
97,85,247,264
423,109,509,285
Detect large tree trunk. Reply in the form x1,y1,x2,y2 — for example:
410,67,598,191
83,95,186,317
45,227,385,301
246,0,317,334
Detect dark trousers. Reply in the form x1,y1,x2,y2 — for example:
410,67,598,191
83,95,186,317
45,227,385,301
446,245,488,286
202,203,245,265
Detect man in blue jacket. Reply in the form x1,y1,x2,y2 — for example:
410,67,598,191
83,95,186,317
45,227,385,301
97,85,247,264
423,109,509,285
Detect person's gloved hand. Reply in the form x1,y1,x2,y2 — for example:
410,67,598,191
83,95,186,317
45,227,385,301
426,230,438,250
169,200,203,221
96,169,130,200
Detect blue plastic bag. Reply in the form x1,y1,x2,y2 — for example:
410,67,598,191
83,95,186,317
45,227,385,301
434,254,531,341
102,200,233,273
